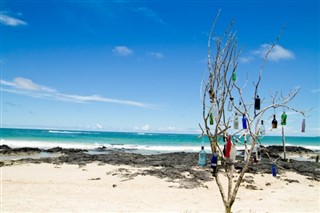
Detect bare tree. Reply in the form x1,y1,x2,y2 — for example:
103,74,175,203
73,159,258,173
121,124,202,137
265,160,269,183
199,12,305,213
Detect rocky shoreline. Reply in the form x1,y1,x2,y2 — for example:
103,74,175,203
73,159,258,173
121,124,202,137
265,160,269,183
1,144,319,188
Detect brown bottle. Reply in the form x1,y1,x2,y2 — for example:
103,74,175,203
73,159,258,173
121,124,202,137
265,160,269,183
272,115,278,129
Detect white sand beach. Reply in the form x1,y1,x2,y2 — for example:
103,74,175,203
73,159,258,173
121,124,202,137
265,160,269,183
1,163,319,212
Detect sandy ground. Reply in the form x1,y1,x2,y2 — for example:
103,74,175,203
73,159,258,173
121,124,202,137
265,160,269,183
1,163,319,212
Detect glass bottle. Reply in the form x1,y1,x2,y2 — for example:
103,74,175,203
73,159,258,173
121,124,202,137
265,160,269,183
217,154,221,166
198,146,206,167
209,89,214,103
233,113,239,129
242,114,247,129
301,118,306,133
209,113,214,125
211,153,217,176
228,97,234,111
260,120,266,135
230,144,236,162
225,135,232,158
238,101,243,114
272,164,277,177
272,115,278,129
254,95,261,110
232,71,236,81
281,112,287,125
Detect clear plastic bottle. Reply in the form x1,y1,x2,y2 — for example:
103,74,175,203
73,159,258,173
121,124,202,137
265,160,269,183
198,146,206,167
228,97,234,111
234,113,239,129
260,120,266,135
301,118,306,133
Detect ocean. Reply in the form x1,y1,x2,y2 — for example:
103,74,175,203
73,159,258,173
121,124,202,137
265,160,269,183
1,128,319,154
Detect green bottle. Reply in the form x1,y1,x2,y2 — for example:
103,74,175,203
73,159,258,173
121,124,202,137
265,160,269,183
281,112,287,125
210,113,214,125
232,71,236,81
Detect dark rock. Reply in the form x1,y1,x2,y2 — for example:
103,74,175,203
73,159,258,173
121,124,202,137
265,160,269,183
46,147,63,153
1,144,320,188
96,146,108,151
88,177,100,181
283,178,299,183
0,144,11,150
245,184,258,190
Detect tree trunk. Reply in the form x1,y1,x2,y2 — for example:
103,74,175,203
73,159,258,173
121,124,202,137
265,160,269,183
225,205,232,213
282,125,286,160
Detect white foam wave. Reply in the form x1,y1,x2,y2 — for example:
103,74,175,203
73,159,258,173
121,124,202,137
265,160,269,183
48,130,84,134
1,139,98,150
1,139,319,153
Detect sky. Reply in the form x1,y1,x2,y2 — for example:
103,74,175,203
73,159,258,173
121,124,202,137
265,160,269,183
0,0,319,136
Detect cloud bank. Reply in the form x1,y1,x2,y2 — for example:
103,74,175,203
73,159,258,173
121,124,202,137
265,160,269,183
1,77,152,108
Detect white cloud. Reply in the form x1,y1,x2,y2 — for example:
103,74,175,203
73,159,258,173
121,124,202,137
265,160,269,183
0,13,27,26
253,44,295,61
134,124,150,131
141,124,150,131
96,124,103,129
239,56,253,63
135,7,165,24
147,52,164,59
1,77,55,92
311,88,320,93
1,77,152,108
112,46,133,56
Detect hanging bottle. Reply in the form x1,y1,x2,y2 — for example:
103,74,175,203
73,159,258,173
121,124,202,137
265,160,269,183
238,101,244,115
232,71,236,81
256,145,261,161
254,95,261,110
228,97,234,111
260,120,266,135
209,113,214,125
198,146,206,167
230,144,236,162
209,105,214,125
242,114,247,129
272,114,278,129
217,154,222,166
209,89,214,103
301,118,306,133
225,135,232,158
233,112,239,129
211,154,217,176
281,111,287,125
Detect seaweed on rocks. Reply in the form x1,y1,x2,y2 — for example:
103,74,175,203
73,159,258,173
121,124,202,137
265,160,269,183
1,145,320,188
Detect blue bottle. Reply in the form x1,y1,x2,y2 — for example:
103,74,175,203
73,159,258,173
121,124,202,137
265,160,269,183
198,146,206,167
272,164,277,177
242,114,247,129
211,154,218,176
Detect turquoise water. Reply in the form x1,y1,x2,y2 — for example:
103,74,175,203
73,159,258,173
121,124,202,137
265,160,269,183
1,128,319,153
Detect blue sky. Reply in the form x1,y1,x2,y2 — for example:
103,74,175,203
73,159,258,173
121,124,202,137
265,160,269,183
1,0,319,136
